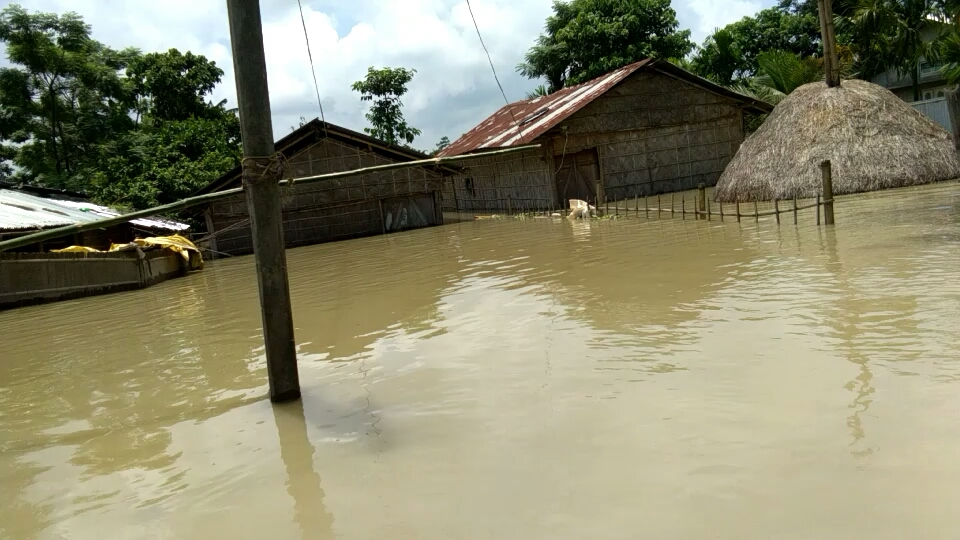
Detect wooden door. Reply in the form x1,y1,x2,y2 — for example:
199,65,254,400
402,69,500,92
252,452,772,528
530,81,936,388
554,149,600,207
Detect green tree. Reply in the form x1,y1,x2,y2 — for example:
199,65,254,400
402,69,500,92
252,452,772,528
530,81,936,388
517,0,694,93
351,67,421,146
525,84,549,99
431,136,450,155
840,0,945,98
0,5,134,189
126,48,226,124
0,5,240,212
690,6,822,84
91,112,241,209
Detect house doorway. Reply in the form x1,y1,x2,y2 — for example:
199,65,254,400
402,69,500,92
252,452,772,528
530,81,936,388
554,148,600,207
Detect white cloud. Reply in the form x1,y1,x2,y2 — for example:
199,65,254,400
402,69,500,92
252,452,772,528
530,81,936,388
9,0,778,152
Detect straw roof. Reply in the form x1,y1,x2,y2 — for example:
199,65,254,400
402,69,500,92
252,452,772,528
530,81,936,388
714,79,960,202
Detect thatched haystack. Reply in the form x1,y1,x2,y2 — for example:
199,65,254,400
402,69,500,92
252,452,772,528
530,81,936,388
714,79,960,202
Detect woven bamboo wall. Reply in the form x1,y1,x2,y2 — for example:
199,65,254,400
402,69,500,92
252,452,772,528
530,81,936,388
448,148,553,212
557,69,744,201
207,138,443,255
446,68,746,211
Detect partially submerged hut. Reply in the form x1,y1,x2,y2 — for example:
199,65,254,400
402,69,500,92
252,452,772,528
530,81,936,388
714,79,960,202
0,185,189,252
198,119,454,257
437,59,771,212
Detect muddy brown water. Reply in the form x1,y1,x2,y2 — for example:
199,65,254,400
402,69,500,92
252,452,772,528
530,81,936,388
3,183,960,539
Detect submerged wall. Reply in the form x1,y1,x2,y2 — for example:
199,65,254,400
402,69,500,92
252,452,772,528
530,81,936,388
0,250,187,311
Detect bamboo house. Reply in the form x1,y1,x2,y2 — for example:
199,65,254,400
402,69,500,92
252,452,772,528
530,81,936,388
437,59,772,212
198,120,455,257
714,79,960,202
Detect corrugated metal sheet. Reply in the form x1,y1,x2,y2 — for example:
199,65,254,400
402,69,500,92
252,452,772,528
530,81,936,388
0,189,189,232
912,97,953,132
438,59,772,157
439,60,653,157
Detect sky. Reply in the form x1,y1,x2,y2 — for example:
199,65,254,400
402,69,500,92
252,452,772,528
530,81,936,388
11,0,779,152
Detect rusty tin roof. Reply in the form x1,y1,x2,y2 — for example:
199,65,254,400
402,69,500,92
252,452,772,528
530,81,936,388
438,59,772,157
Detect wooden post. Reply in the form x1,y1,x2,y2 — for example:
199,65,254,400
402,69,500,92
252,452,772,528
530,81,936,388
671,192,675,218
681,194,686,219
754,200,759,223
635,194,639,215
706,197,711,221
507,195,512,215
736,197,741,223
817,0,841,87
644,195,649,218
774,198,780,224
816,194,821,225
793,194,798,224
697,183,706,220
947,87,960,151
719,200,724,221
615,197,619,217
657,194,661,218
227,0,300,403
821,160,835,225
378,199,386,234
596,182,601,215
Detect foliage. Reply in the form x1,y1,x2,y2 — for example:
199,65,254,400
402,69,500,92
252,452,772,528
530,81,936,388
351,66,421,146
838,0,945,98
430,136,450,156
517,0,694,93
0,5,240,211
525,85,549,99
690,6,822,84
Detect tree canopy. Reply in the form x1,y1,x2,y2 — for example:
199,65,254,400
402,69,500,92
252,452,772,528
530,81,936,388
517,0,694,93
0,4,240,211
351,67,421,146
689,5,822,85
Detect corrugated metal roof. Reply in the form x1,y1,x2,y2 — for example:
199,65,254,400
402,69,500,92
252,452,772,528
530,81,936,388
0,189,189,232
438,59,773,157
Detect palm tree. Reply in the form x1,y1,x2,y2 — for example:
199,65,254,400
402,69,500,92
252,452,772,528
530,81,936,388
525,85,549,99
842,0,942,101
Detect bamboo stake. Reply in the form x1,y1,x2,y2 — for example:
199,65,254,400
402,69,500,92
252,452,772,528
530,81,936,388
821,160,835,225
681,195,686,219
644,196,649,218
635,194,639,215
736,197,741,223
793,194,798,224
697,183,706,221
657,194,661,218
754,200,759,223
774,198,780,224
706,197,711,221
816,194,821,225
671,192,675,218
719,200,724,221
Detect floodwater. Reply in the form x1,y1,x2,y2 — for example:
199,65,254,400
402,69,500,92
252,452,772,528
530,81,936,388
3,183,960,539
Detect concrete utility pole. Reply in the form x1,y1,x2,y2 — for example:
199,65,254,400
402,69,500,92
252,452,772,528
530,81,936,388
817,0,842,87
226,0,301,403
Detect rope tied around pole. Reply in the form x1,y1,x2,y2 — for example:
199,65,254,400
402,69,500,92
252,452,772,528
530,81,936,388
241,153,288,184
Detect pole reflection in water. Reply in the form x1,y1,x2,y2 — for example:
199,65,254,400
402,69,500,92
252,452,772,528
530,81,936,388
273,400,335,539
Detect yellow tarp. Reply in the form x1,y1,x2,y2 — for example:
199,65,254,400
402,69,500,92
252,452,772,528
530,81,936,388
51,246,101,253
53,234,203,270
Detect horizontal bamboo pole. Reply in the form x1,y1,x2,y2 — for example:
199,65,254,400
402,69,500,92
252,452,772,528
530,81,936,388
0,144,541,252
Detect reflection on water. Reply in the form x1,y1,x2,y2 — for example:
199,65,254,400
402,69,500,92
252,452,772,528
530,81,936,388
2,182,960,539
274,401,333,539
